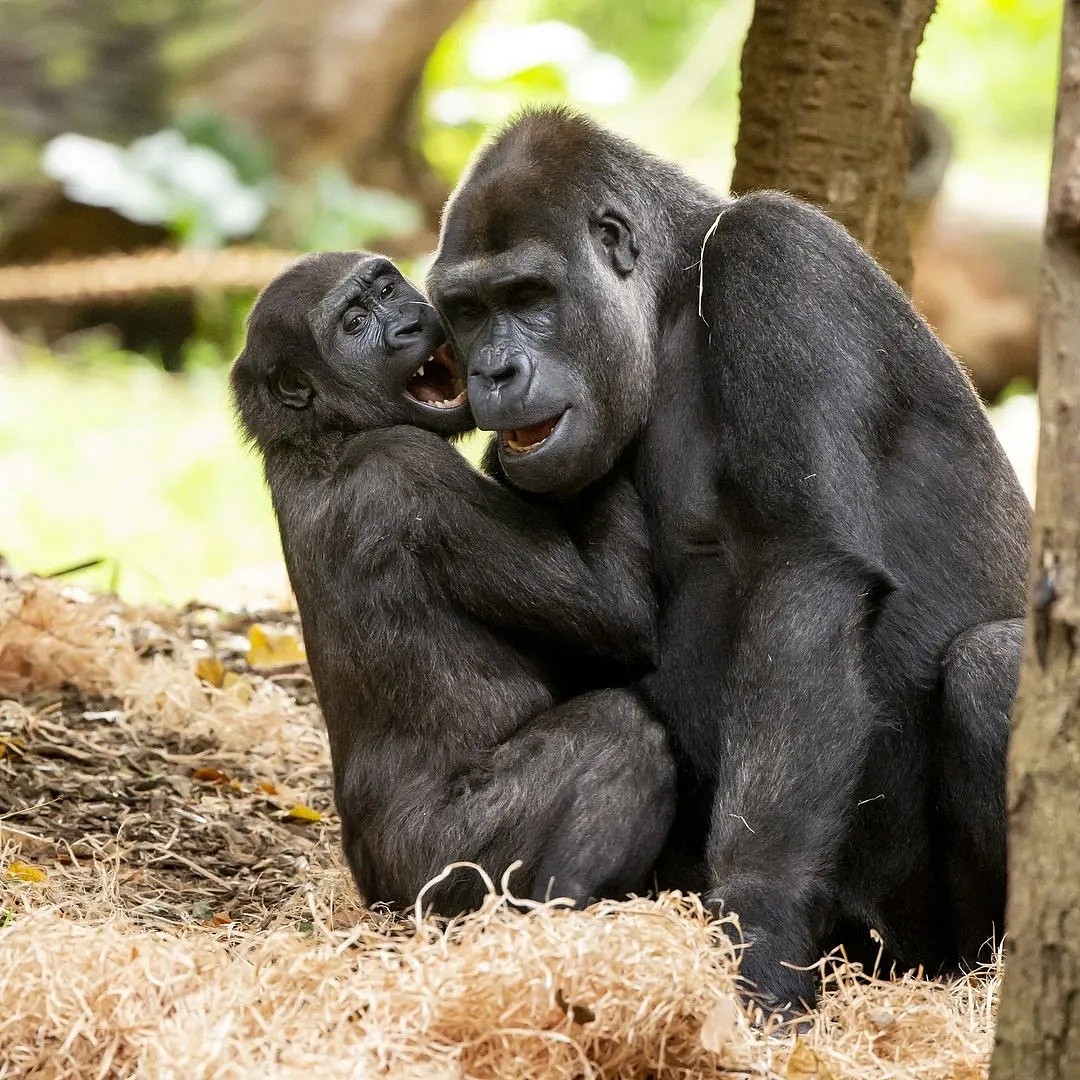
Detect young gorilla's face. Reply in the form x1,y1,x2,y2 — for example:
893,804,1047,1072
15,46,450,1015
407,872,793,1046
232,253,472,448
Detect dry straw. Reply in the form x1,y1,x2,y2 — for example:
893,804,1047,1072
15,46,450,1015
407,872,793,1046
0,572,995,1079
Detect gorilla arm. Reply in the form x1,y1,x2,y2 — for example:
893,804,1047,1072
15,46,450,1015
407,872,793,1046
669,191,1029,1010
345,425,656,666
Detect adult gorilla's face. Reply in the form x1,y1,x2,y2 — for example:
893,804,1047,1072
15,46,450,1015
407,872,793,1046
428,152,656,496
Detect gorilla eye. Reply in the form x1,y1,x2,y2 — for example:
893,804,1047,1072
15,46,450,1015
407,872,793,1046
379,281,395,300
447,296,485,323
342,308,367,334
506,279,551,307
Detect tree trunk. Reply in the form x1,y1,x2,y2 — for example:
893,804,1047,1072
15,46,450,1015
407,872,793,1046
732,0,937,290
991,4,1080,1078
190,0,472,213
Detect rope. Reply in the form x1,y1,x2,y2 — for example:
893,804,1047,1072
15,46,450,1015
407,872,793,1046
0,247,300,305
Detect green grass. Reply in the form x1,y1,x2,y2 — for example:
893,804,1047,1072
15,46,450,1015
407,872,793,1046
2,353,283,605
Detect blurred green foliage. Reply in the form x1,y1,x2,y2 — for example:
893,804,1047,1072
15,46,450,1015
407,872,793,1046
421,0,1062,187
0,0,1063,604
42,129,269,248
2,0,1062,226
279,168,423,253
0,350,282,604
39,122,424,252
0,0,241,184
914,0,1061,180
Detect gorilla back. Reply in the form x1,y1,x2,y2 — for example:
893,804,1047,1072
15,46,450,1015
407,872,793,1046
231,251,675,915
428,109,1029,1010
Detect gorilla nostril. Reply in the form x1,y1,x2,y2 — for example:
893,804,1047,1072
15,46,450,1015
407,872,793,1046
473,350,528,392
385,317,423,348
487,361,517,386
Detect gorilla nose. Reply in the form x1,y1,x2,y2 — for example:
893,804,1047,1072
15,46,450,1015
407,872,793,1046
384,316,424,350
470,349,533,402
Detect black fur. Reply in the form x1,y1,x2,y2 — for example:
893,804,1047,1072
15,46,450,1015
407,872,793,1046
428,108,1030,1011
231,251,675,914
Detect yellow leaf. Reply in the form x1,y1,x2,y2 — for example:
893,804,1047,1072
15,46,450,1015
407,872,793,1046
6,859,47,883
222,671,252,702
786,1039,837,1080
0,736,24,760
195,657,226,687
246,624,306,669
285,804,322,823
699,994,741,1053
193,767,229,784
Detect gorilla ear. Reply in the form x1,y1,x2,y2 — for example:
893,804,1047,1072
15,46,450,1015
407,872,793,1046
590,209,638,276
271,367,314,409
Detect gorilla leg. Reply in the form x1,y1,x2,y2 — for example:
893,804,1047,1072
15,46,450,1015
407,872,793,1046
361,688,676,915
936,618,1024,962
525,690,676,903
697,549,890,1013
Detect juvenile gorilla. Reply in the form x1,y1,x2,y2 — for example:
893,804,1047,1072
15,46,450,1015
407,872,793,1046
427,109,1030,1010
231,252,675,914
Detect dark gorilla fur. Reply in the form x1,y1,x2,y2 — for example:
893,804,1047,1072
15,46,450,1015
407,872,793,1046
427,109,1030,1011
231,251,675,914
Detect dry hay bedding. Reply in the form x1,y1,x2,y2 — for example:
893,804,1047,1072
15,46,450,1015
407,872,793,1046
0,568,995,1079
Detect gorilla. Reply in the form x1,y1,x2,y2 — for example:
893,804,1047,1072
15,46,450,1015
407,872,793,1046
426,108,1030,1011
231,252,675,914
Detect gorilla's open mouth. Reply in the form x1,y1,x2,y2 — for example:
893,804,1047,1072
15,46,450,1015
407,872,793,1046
405,343,467,409
499,411,566,454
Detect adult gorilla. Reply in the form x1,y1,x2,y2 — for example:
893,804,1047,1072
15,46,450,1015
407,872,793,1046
426,107,1029,1013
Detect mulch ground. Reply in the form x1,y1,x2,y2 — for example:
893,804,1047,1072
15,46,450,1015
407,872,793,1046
0,567,995,1079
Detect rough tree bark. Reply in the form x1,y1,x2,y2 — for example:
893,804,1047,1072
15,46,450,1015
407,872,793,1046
991,4,1080,1078
190,0,471,213
732,0,937,289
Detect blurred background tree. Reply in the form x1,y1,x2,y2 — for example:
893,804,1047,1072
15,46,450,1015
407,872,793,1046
0,0,1064,604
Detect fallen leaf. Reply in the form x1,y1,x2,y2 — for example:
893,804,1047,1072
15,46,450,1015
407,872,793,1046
195,657,226,687
285,804,322,823
193,767,229,784
5,859,47,883
257,780,279,796
246,624,306,669
0,736,24,760
700,994,741,1052
786,1039,837,1080
192,901,216,922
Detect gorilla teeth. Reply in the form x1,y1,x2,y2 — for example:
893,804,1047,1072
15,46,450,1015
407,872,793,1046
428,390,468,410
501,413,562,453
405,344,467,409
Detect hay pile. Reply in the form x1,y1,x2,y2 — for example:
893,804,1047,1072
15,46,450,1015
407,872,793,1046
0,569,996,1079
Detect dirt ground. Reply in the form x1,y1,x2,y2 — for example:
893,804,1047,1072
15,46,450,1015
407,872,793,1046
0,568,996,1079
